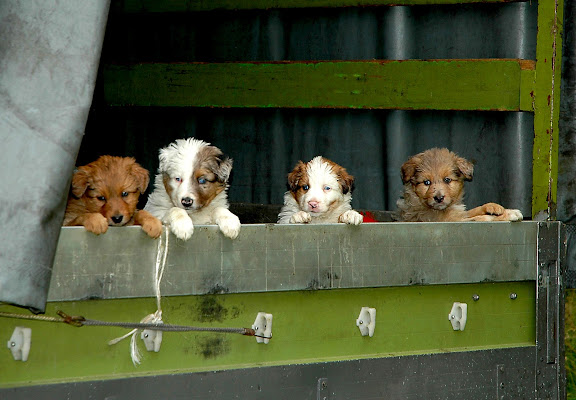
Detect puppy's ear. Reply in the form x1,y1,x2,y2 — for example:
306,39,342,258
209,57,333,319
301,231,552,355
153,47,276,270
337,168,355,195
130,162,151,194
71,167,91,198
214,155,233,183
400,157,420,184
287,161,306,192
456,157,474,181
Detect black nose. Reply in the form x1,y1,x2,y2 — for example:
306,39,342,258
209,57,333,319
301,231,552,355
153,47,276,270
434,195,445,203
181,197,193,208
111,215,123,224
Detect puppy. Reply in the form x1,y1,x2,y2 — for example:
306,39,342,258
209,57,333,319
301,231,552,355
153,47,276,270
395,148,523,222
144,138,240,240
278,156,363,225
63,155,162,238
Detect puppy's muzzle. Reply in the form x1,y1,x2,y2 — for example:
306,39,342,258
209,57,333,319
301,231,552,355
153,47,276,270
181,197,194,209
111,215,124,224
434,195,445,203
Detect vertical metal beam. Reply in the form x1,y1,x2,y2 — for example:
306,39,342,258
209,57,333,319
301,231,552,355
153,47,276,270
536,222,566,400
532,0,564,220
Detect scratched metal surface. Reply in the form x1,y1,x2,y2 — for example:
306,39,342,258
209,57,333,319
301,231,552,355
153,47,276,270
48,222,537,301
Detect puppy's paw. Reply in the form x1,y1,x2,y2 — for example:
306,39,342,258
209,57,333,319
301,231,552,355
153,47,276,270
290,211,311,224
482,203,505,216
142,217,163,238
339,210,363,225
84,214,108,235
167,207,194,240
504,209,523,222
218,213,241,239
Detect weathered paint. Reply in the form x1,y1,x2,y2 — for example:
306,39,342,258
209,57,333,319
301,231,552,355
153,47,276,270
532,0,564,220
0,282,535,388
103,59,529,110
117,0,528,13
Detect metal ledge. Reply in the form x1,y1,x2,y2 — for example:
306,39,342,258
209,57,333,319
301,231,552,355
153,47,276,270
48,222,537,301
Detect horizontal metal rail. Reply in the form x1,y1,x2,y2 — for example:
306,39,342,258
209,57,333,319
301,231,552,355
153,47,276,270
116,0,530,13
103,59,535,111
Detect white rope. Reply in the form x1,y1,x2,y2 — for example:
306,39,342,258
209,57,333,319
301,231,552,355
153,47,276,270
108,225,169,366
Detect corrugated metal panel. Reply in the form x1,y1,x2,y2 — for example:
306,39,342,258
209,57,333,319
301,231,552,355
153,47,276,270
81,1,537,215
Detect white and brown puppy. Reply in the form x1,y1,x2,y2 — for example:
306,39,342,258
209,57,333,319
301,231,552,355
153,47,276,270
144,138,240,240
278,156,363,225
396,147,523,222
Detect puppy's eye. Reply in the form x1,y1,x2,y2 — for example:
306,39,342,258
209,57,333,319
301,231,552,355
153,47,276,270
97,196,106,201
302,185,309,191
175,177,182,182
443,177,452,184
121,191,129,197
324,186,331,191
423,180,431,186
198,177,207,184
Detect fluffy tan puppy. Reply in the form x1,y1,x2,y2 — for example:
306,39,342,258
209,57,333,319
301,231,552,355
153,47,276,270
64,155,162,237
396,148,523,222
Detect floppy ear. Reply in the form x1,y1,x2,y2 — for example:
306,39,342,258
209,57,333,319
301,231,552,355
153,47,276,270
337,169,355,195
71,167,91,198
456,157,474,181
130,162,150,194
287,161,306,192
400,156,421,184
214,155,233,183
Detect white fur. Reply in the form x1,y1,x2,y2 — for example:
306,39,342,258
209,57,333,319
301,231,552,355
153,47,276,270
144,138,240,240
277,156,363,225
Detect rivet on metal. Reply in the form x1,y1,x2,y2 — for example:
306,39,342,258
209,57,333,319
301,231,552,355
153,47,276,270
510,293,517,300
472,294,480,301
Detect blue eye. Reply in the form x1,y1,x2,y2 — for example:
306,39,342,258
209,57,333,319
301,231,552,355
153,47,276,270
198,178,207,184
303,185,309,191
121,192,128,197
324,186,331,191
423,180,431,186
175,177,182,182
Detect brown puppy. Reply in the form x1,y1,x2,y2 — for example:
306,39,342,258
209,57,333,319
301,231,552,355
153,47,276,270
64,156,162,237
395,148,523,222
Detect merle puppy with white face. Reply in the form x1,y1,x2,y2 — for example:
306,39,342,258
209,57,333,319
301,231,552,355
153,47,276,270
144,138,241,240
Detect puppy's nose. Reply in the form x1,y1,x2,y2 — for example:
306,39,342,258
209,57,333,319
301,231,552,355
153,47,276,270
308,201,319,209
181,197,193,208
434,195,445,203
111,215,124,224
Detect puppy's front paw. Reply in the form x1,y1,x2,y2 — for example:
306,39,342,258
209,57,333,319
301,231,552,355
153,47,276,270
482,203,505,216
504,209,523,222
84,214,108,235
218,213,241,239
339,210,363,225
167,208,194,240
290,211,311,224
142,218,163,239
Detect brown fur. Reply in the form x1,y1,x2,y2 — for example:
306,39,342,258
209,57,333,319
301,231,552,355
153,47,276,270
287,160,355,200
191,146,229,208
64,156,162,237
396,148,523,222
